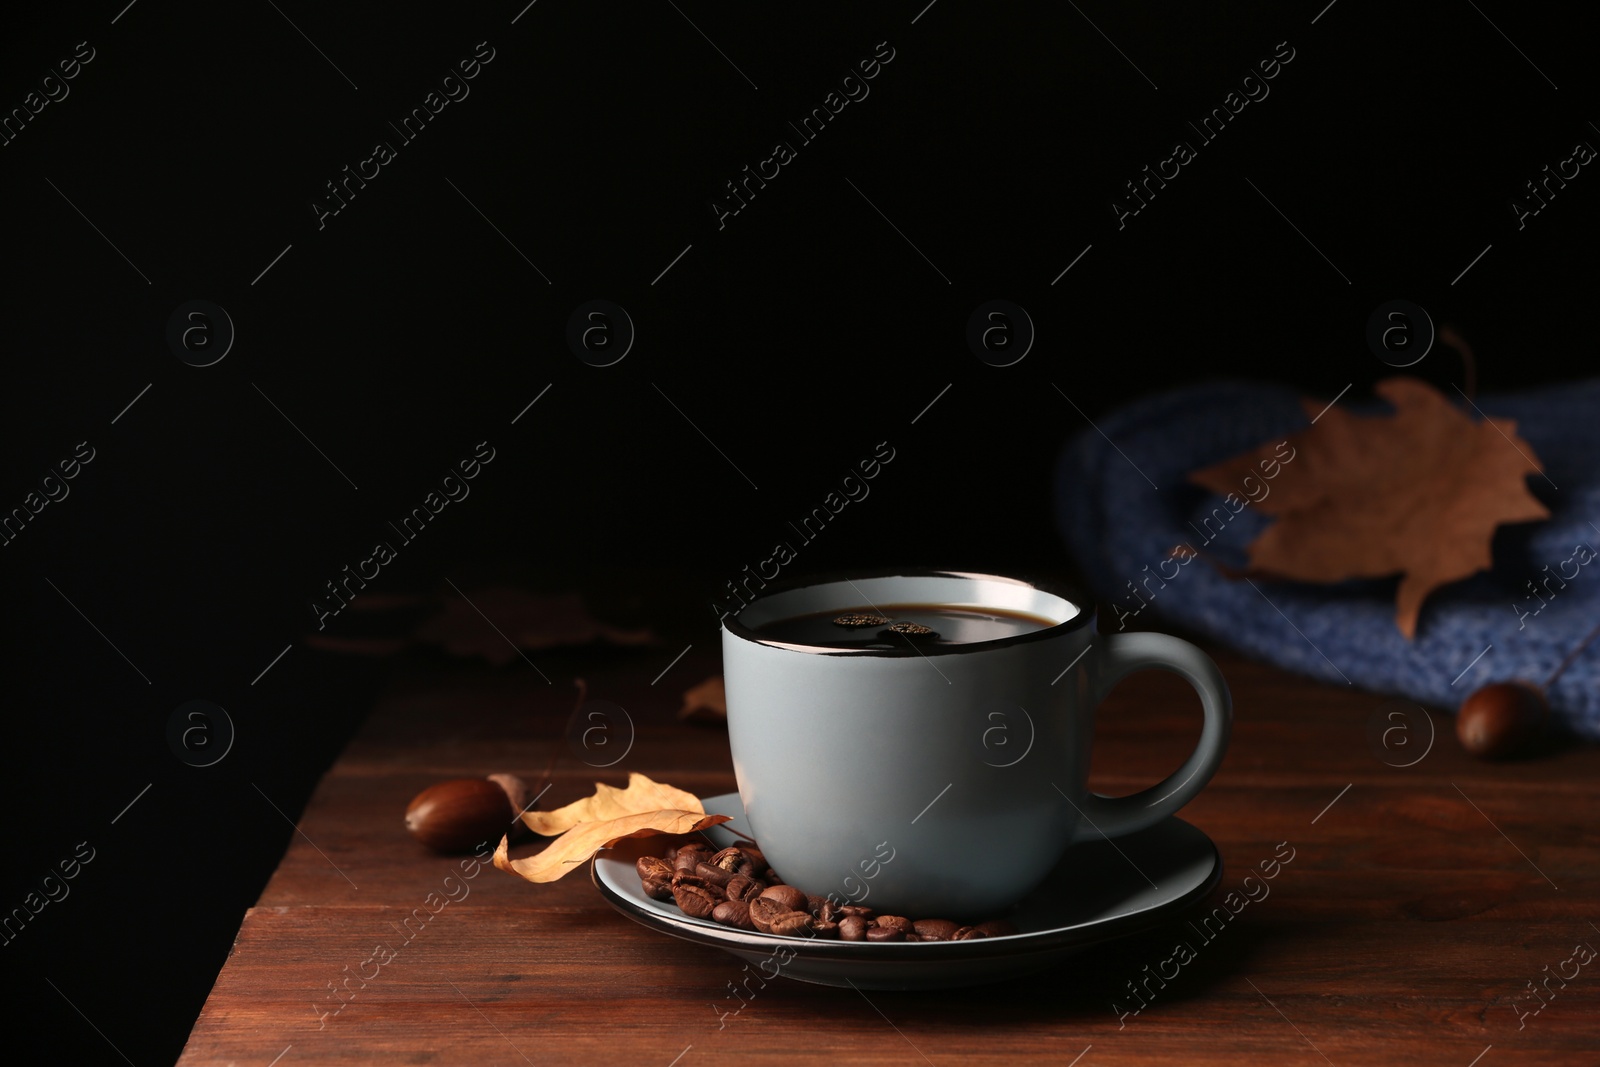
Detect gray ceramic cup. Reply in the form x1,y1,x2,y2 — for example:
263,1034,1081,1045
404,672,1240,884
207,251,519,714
721,571,1231,918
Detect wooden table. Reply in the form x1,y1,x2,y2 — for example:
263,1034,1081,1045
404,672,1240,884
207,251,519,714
177,638,1600,1065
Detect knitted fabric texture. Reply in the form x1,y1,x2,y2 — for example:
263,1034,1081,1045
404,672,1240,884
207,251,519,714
1054,378,1600,739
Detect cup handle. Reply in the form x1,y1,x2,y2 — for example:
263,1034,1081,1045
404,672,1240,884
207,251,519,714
1072,631,1232,841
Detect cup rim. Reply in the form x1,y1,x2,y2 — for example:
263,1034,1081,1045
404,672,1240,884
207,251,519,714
720,568,1094,657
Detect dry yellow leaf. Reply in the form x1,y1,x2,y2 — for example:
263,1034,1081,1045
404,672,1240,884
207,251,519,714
519,771,705,836
492,772,731,884
494,809,730,883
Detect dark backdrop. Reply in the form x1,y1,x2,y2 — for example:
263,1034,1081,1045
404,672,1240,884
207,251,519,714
3,1,1595,1062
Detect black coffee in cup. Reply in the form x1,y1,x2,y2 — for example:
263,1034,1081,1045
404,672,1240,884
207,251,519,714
752,602,1058,650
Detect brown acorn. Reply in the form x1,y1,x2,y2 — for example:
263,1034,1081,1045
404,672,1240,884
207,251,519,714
405,775,528,853
1456,682,1547,760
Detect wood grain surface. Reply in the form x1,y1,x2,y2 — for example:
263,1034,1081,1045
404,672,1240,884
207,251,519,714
177,639,1600,1066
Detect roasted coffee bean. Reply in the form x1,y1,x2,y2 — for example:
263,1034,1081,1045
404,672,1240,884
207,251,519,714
833,613,890,628
710,847,746,872
712,900,754,929
885,621,937,637
875,915,912,934
805,894,828,917
812,920,840,940
759,885,808,912
912,919,961,942
748,896,788,933
838,915,870,941
741,847,768,870
663,846,678,863
816,898,843,924
904,933,921,942
673,883,719,919
839,905,875,919
866,925,905,942
640,877,673,901
763,869,783,885
695,861,734,888
972,920,1019,938
950,926,989,940
724,875,765,902
637,856,673,883
673,851,703,872
736,861,758,878
769,910,813,937
672,872,724,901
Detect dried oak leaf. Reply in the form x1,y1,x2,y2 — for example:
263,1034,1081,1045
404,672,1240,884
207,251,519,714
492,772,730,884
1188,377,1549,639
678,676,727,723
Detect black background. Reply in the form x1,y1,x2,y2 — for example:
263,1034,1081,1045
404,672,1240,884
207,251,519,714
2,1,1595,1062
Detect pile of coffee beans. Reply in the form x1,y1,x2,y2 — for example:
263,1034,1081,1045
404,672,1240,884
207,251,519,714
637,842,1019,942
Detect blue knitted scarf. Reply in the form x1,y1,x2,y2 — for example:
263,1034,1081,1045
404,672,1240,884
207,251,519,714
1054,378,1600,740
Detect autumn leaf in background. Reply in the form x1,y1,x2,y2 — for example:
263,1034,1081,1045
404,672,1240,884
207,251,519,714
418,589,656,664
493,772,730,884
678,676,727,723
305,588,656,659
1189,377,1550,639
